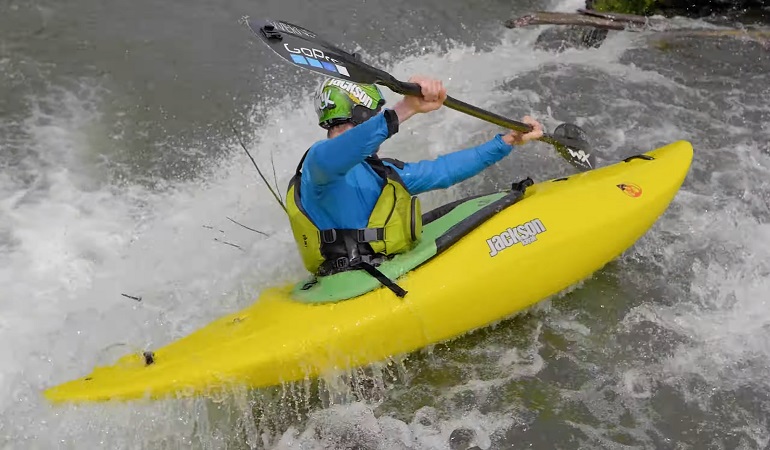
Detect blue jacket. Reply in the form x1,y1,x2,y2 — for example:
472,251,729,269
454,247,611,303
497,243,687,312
300,110,514,230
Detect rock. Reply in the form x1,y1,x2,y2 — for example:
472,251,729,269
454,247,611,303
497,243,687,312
534,26,609,52
448,427,477,450
412,406,439,429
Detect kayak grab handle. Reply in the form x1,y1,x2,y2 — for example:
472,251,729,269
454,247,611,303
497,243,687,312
623,154,655,163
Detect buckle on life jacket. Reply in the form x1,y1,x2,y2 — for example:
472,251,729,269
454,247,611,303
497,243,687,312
356,228,383,242
321,229,337,244
326,254,378,273
331,256,351,271
321,228,383,244
319,254,407,298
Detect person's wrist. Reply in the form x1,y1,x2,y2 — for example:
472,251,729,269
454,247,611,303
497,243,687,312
501,133,518,146
392,100,418,123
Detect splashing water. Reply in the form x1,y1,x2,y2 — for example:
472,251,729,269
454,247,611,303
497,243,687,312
2,15,770,449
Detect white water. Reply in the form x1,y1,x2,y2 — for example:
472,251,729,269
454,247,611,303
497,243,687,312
2,20,770,449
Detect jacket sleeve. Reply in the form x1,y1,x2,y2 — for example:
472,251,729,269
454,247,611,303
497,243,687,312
303,113,391,186
391,134,515,195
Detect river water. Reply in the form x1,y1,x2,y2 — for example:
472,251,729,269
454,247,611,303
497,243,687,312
2,0,769,448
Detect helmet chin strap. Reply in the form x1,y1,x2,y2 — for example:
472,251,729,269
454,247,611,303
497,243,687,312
351,105,382,125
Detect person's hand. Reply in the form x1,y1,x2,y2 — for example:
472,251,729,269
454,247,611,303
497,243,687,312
402,75,447,114
501,116,544,146
392,75,447,122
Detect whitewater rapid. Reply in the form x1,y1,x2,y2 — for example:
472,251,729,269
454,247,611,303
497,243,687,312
2,10,770,449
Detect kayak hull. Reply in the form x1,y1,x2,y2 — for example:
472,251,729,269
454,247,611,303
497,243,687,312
44,140,693,403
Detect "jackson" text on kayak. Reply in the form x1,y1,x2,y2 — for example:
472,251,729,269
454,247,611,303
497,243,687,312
486,218,547,257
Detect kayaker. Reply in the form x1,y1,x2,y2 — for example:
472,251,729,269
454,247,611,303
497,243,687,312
286,75,543,294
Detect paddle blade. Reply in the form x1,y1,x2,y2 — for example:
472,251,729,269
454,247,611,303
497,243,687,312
550,123,596,171
244,17,387,85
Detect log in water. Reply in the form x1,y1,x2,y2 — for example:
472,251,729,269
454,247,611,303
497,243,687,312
505,9,770,47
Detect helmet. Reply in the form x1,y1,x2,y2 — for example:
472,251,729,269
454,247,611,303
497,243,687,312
314,78,386,129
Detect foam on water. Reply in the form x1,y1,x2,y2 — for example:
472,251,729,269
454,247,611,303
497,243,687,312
2,15,770,449
624,141,770,393
0,80,320,447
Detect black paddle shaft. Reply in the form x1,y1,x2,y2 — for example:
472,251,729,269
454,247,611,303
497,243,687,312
382,78,538,135
366,76,584,157
245,17,596,171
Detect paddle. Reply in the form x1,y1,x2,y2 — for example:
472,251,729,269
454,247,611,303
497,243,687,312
243,17,596,171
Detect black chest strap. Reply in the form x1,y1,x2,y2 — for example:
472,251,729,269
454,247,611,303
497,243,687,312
356,260,407,297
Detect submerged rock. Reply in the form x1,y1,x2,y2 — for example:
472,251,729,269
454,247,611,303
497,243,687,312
448,427,477,450
412,406,440,429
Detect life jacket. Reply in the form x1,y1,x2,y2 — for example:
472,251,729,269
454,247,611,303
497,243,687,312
286,149,422,296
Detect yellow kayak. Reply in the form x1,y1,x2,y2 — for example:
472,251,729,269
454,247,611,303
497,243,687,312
44,140,693,404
